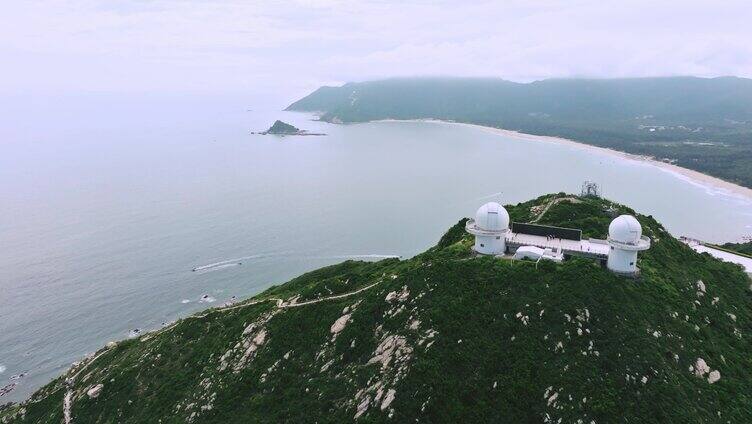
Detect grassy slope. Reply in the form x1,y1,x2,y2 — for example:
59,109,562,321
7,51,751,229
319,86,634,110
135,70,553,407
3,195,752,423
718,241,752,258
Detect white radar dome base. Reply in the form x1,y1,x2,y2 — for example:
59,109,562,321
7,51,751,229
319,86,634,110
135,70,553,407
606,214,651,275
465,202,510,255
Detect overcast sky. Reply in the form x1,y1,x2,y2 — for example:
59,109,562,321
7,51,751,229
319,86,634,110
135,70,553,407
3,0,751,106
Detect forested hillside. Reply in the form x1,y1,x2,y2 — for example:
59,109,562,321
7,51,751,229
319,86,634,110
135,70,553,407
3,195,752,423
288,77,752,187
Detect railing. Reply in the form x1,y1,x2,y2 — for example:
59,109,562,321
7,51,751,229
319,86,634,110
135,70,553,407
465,219,508,236
607,235,651,250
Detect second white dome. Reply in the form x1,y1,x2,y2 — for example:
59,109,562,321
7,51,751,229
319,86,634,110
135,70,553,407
475,202,510,232
608,214,642,244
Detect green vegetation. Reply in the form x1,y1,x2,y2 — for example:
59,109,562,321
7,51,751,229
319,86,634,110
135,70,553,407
257,120,325,136
287,77,752,188
716,241,752,258
4,195,752,423
265,120,300,134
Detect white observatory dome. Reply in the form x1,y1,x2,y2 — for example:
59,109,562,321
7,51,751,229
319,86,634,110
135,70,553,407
474,202,510,232
608,215,642,244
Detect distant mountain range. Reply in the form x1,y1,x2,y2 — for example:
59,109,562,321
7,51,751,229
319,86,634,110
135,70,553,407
4,194,752,422
287,77,752,188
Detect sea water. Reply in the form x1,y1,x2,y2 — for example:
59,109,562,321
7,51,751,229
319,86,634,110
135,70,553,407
2,93,751,402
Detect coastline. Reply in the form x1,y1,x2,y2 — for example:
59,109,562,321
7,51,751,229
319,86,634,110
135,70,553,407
375,118,752,202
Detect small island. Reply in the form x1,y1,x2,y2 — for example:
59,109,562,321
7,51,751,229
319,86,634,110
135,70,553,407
252,120,326,136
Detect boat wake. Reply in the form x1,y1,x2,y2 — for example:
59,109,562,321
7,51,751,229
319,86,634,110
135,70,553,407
199,294,216,303
328,254,402,260
195,262,241,272
192,252,400,273
191,254,278,273
192,260,243,273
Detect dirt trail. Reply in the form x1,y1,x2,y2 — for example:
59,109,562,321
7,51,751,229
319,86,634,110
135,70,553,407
61,279,383,422
63,389,72,424
531,196,580,223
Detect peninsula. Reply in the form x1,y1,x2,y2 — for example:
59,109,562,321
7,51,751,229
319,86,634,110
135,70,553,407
286,76,752,189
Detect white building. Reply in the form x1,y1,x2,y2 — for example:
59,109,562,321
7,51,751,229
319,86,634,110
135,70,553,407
606,215,651,275
465,202,510,255
513,246,564,263
464,201,651,276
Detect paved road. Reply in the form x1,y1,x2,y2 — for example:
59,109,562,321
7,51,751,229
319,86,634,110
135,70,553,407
688,243,752,273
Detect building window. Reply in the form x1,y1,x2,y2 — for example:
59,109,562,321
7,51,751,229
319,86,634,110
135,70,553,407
630,262,634,266
496,236,500,240
480,243,485,247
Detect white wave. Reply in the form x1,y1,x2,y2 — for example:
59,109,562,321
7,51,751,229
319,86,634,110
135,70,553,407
0,365,5,374
191,253,286,272
193,252,398,272
204,263,240,271
192,260,243,272
330,254,401,260
181,299,191,304
654,165,752,205
199,295,216,303
9,372,27,381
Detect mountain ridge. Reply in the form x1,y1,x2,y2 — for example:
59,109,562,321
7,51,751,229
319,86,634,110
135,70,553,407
287,76,752,188
3,194,752,423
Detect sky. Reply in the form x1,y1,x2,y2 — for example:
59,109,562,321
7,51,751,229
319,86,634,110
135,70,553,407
3,0,752,107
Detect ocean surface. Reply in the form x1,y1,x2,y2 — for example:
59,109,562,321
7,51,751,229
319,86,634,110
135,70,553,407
2,94,752,402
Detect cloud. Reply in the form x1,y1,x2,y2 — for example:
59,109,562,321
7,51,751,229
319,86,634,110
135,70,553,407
2,0,750,104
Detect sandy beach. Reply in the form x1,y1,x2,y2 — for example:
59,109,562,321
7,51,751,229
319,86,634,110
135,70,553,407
377,119,752,202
